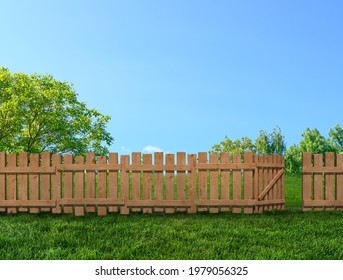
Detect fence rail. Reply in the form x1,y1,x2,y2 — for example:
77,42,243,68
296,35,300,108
0,151,285,216
302,152,343,211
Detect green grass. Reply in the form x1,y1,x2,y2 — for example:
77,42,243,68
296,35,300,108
1,175,343,260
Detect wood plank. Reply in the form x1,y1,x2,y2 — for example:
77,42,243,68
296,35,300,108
86,153,96,213
0,152,5,212
220,152,230,212
142,154,152,213
303,200,343,207
57,163,121,171
313,154,323,211
126,200,191,208
128,164,190,171
29,154,40,213
272,155,278,210
337,154,343,210
253,155,259,213
108,153,119,212
52,154,62,213
0,200,56,207
74,156,85,216
263,154,270,212
255,163,284,168
154,152,164,212
325,152,335,210
187,154,196,214
209,153,219,213
281,155,286,209
18,152,28,212
198,152,208,212
0,166,55,173
276,155,283,210
302,152,313,211
165,154,175,213
120,155,130,214
196,199,256,207
176,152,186,212
59,198,124,206
63,154,73,214
244,152,254,213
97,156,107,216
196,163,255,170
7,154,17,214
131,152,141,212
302,166,343,173
257,155,264,213
41,152,51,212
232,154,242,213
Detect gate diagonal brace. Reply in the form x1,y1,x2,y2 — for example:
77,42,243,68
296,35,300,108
258,169,284,201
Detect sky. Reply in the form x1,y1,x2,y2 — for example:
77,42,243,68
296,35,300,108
1,0,342,156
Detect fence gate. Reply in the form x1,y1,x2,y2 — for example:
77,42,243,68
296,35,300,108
302,152,343,211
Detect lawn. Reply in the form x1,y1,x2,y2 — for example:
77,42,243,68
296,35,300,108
0,175,343,260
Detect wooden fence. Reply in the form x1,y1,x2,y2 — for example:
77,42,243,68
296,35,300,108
303,152,343,211
0,151,284,216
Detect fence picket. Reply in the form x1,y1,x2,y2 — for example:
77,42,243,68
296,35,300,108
109,153,119,213
18,152,28,212
131,152,141,212
325,152,335,211
52,154,62,214
63,154,73,214
86,153,96,213
120,155,130,214
337,154,343,210
188,154,196,214
75,156,85,216
41,152,51,212
98,156,107,216
220,152,230,212
302,152,312,211
244,152,253,214
232,154,241,213
165,154,175,213
177,152,186,212
154,152,164,212
143,154,152,214
198,152,208,212
0,152,5,212
7,154,17,214
313,154,323,211
209,153,219,213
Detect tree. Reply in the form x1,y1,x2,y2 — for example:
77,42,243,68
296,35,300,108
299,128,330,154
254,126,286,156
285,144,302,174
210,136,255,155
328,124,343,153
0,67,113,155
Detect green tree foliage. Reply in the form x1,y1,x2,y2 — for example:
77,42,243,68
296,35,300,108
328,124,343,153
210,126,285,156
210,136,256,156
254,127,286,156
299,128,330,154
285,144,302,174
0,67,113,155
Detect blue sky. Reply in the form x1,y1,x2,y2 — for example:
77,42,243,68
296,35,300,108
1,0,342,155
